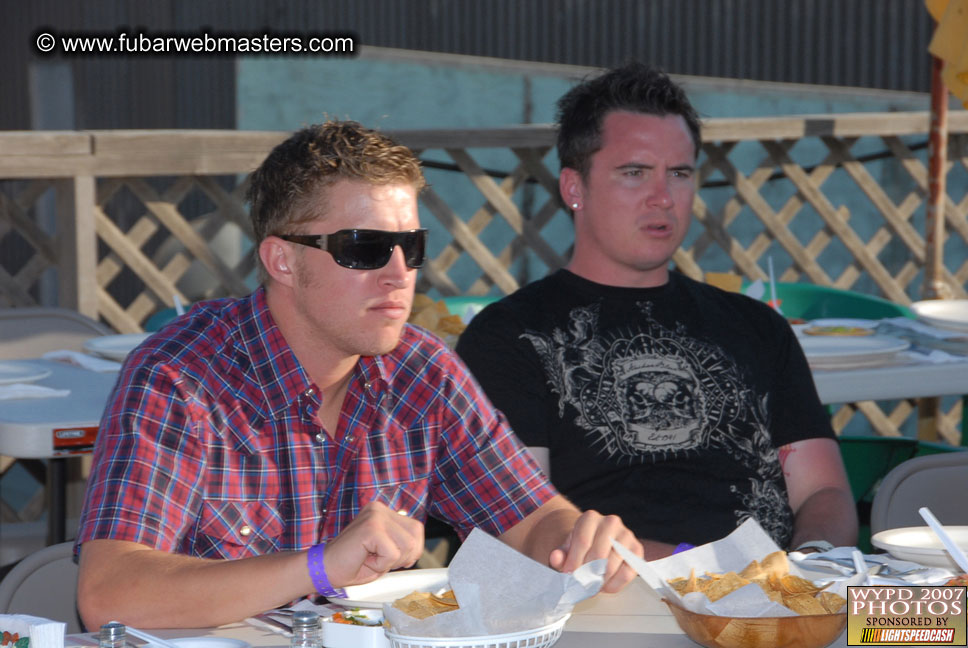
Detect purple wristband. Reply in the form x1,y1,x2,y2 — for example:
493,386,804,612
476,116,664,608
307,543,345,598
673,542,695,554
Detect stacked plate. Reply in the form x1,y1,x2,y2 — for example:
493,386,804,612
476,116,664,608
871,526,968,571
83,333,151,361
911,300,968,333
798,335,910,369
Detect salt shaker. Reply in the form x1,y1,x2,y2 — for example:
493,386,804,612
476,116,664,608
98,622,127,648
290,610,321,648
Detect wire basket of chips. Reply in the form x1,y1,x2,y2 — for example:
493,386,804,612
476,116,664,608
384,614,569,648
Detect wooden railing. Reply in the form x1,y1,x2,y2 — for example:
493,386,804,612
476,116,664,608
2,111,968,446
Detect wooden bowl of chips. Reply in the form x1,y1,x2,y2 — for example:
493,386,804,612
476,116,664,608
663,599,846,648
662,551,847,648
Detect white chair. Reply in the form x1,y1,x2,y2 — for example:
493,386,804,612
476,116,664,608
0,307,110,359
870,451,968,534
0,541,82,633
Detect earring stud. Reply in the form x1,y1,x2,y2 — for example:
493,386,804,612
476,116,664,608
571,203,580,209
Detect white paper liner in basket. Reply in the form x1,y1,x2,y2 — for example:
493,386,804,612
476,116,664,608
610,518,860,616
384,613,569,648
383,529,603,637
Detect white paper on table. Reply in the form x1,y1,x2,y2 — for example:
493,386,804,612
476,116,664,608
41,350,123,372
790,546,955,586
0,614,65,648
611,518,862,617
0,384,70,400
882,317,967,340
383,527,605,637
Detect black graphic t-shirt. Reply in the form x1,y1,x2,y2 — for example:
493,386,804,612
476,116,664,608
456,269,834,548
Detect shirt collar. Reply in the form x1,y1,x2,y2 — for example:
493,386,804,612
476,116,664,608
239,286,390,417
238,286,313,418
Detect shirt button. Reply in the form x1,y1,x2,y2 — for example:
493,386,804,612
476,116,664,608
363,381,372,390
316,433,325,443
345,435,354,443
239,525,252,537
321,508,327,514
304,387,315,397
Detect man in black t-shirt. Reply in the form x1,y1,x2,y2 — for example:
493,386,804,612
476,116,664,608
457,63,858,558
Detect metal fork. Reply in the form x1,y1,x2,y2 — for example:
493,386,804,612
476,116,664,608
250,611,293,635
872,564,935,578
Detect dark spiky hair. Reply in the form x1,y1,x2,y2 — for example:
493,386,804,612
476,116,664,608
556,62,702,178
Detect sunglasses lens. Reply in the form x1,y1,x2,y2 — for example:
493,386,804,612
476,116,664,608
402,230,427,268
330,230,427,269
338,230,392,269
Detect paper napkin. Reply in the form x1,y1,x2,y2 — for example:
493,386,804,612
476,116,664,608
611,518,862,617
0,384,70,400
0,614,65,648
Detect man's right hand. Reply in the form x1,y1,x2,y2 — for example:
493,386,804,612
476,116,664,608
324,500,426,588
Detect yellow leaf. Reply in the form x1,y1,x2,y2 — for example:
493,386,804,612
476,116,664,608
942,59,968,107
925,0,950,22
929,0,968,62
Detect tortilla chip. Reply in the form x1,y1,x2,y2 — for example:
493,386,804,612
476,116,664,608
760,550,789,578
409,295,467,340
409,308,440,330
412,294,435,310
430,589,459,608
784,593,828,616
763,587,785,606
704,572,750,602
667,577,689,594
437,314,466,335
668,568,700,594
777,574,823,595
392,590,460,619
739,559,766,581
819,591,847,613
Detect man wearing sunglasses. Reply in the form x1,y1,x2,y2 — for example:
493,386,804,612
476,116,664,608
75,120,643,630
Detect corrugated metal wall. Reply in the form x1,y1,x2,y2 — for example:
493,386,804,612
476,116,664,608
0,0,936,130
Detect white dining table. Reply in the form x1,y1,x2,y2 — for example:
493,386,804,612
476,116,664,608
0,358,119,543
812,356,968,404
800,317,968,405
62,579,850,648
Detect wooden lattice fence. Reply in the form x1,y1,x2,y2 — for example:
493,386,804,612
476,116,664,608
2,111,968,445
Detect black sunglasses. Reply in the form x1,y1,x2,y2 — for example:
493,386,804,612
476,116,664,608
278,228,428,270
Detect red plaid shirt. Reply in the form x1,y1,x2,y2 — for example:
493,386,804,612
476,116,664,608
76,287,555,559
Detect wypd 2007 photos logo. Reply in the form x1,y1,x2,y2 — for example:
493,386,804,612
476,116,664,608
848,586,966,645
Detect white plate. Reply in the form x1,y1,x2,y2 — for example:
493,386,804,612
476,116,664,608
806,318,880,330
799,335,910,369
0,361,52,385
912,299,968,333
83,333,151,361
871,526,968,570
328,568,449,609
146,638,250,648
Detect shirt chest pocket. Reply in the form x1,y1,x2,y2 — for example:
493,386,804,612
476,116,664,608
197,500,284,559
